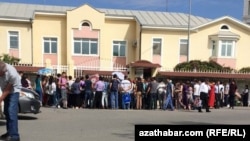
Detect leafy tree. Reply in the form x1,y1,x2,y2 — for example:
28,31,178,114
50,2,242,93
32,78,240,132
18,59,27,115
0,53,20,64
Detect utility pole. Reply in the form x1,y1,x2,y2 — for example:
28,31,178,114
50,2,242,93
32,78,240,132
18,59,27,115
187,0,191,62
166,0,168,12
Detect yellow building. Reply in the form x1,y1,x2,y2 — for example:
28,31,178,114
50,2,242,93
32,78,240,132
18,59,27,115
0,2,250,79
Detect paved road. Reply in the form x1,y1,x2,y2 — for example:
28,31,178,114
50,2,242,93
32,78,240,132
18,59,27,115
0,107,249,141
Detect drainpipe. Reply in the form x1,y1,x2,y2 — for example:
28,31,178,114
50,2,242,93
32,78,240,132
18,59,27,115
30,18,34,65
187,0,191,62
139,24,142,60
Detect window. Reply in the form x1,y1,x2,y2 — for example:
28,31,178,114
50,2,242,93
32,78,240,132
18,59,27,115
220,25,229,30
74,38,98,55
82,22,90,27
220,40,233,57
153,38,162,55
180,39,188,55
44,38,57,53
113,41,126,57
211,40,217,56
9,31,19,49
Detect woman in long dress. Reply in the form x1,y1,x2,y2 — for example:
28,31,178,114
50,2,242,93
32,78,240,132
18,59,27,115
208,82,215,108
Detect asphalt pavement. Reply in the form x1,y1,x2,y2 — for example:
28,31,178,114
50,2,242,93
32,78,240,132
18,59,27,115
0,107,249,141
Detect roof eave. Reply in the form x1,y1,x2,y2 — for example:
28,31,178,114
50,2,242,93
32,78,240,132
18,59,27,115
34,10,67,16
142,25,192,31
0,16,31,22
105,15,135,20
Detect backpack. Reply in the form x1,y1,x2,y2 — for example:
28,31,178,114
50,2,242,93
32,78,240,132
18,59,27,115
111,79,119,91
84,80,92,91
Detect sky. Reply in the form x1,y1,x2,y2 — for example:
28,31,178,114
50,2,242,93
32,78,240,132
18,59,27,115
0,0,244,20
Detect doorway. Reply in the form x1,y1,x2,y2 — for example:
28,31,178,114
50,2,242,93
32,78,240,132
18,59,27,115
143,68,151,79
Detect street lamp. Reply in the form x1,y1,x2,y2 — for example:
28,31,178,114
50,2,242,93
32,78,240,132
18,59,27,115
187,0,191,62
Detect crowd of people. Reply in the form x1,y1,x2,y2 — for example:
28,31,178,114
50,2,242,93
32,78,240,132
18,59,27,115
20,72,249,112
0,66,244,141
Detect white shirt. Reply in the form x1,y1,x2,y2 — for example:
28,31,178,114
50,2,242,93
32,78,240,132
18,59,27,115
51,82,57,92
224,84,229,95
193,83,200,96
215,85,220,93
219,84,224,94
120,79,132,93
199,82,210,93
67,80,74,90
157,82,166,93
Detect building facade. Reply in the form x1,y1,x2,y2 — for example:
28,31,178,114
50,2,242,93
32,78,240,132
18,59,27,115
0,2,250,79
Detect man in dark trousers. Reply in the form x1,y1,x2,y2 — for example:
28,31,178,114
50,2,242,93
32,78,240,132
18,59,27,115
229,79,237,109
0,61,21,141
198,78,211,113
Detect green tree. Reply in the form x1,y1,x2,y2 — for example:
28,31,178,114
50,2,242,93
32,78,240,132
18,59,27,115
0,53,20,64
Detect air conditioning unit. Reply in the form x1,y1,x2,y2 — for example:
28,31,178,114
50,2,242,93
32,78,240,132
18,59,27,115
132,40,137,47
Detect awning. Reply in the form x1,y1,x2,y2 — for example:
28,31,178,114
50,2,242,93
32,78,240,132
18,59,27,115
126,60,161,68
158,71,250,79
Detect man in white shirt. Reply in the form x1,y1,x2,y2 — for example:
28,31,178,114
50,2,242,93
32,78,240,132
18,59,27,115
156,78,166,109
193,79,201,108
214,81,221,109
198,78,211,113
120,75,132,109
219,81,224,108
224,82,230,107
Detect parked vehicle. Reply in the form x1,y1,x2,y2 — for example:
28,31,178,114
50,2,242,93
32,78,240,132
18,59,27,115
19,87,41,114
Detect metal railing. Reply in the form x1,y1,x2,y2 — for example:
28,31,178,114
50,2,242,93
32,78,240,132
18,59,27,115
160,67,250,74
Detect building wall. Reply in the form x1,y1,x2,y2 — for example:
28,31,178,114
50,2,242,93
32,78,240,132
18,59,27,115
104,19,137,67
227,21,250,69
66,5,105,75
141,29,188,70
0,21,32,63
190,19,250,69
32,14,67,66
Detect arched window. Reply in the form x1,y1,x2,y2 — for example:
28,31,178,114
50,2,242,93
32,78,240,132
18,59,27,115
82,22,90,27
220,25,229,30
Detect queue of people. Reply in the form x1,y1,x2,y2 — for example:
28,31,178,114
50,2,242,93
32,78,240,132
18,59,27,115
19,71,248,112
